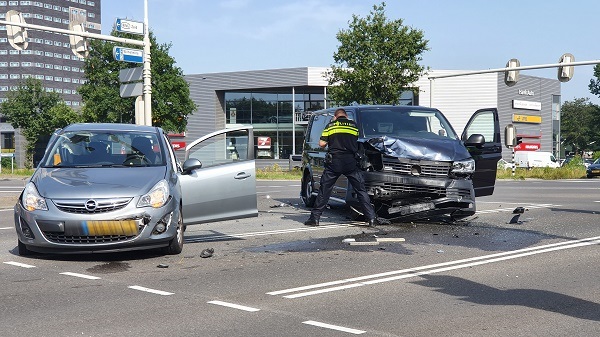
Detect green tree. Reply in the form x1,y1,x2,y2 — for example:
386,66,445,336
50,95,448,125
327,2,429,105
588,64,600,97
78,30,196,132
0,78,81,168
560,97,600,154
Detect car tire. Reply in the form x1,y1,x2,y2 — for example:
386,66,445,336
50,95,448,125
164,208,184,255
18,240,32,256
301,172,316,207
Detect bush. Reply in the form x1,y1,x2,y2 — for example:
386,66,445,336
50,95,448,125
496,166,586,180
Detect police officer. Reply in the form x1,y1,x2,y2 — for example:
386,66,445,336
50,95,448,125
304,108,379,227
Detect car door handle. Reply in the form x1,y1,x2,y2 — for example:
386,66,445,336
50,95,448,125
235,172,251,180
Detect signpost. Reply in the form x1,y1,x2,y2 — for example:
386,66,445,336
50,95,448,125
113,46,144,64
115,18,144,35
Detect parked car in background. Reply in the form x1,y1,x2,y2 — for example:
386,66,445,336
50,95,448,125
586,158,600,178
14,123,257,256
497,158,515,170
514,151,560,168
301,105,502,221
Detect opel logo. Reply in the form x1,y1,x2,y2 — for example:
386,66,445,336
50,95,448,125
85,199,98,211
410,165,422,176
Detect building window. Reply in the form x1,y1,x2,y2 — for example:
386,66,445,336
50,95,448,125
21,50,32,54
0,50,6,55
45,88,53,92
0,74,6,79
0,87,9,92
10,74,20,79
44,15,51,21
63,65,71,71
34,50,42,55
53,53,62,58
9,50,18,55
9,1,18,5
21,62,31,67
64,89,71,94
35,74,43,79
63,77,71,83
0,62,7,67
53,65,62,70
45,75,53,80
44,64,52,69
65,101,72,106
9,62,19,67
0,2,7,6
54,77,62,82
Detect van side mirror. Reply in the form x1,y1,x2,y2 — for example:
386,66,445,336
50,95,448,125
465,134,485,146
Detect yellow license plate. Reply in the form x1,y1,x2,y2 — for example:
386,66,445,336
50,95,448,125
592,170,600,174
86,220,138,236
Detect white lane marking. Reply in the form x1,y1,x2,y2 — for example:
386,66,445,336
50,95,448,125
60,272,101,280
207,300,260,312
186,224,355,243
0,226,13,230
268,236,600,298
303,321,365,335
4,261,36,268
594,201,600,203
0,209,14,212
128,285,173,296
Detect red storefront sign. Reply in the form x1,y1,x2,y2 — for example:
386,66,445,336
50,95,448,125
171,141,186,151
514,142,541,151
257,136,271,149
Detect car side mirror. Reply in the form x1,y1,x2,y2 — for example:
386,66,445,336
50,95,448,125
182,158,202,174
464,134,485,146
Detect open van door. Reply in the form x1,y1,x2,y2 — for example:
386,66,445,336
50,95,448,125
461,108,502,197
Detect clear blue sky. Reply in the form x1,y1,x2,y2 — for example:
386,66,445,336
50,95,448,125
102,0,600,105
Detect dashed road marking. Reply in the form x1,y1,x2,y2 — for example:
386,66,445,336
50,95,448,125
186,224,355,243
303,321,365,334
60,272,101,280
3,261,36,268
476,203,560,214
0,226,13,230
207,300,260,312
128,285,173,296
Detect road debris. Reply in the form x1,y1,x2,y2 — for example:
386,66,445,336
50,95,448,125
200,248,214,258
157,263,169,268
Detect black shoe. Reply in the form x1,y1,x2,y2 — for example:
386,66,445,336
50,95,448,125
304,217,319,226
367,218,380,227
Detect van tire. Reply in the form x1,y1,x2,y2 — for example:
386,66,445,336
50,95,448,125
301,172,316,207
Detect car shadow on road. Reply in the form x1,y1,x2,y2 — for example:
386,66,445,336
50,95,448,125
413,274,600,322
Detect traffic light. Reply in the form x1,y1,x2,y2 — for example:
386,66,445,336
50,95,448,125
558,53,574,82
6,10,28,50
504,58,520,87
68,22,88,58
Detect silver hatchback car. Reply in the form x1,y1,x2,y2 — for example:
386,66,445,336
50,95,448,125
14,123,257,255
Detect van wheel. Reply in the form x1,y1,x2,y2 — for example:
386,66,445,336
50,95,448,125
164,208,184,255
301,173,316,207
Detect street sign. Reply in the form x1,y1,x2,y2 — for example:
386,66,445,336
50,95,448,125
113,46,144,63
115,18,144,35
120,82,143,98
119,67,143,83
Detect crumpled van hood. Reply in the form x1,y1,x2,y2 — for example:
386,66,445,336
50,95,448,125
362,136,471,161
32,167,167,199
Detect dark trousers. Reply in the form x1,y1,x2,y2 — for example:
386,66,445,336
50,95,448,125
311,157,376,221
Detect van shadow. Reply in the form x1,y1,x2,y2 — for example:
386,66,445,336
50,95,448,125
413,274,600,322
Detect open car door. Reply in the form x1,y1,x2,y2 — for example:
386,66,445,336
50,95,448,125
461,108,502,197
179,125,258,225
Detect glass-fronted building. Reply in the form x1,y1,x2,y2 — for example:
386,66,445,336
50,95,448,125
183,67,561,162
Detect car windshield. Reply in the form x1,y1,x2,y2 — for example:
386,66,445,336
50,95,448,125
357,109,458,140
40,130,165,167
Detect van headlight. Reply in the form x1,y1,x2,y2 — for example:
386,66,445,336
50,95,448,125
452,159,475,174
138,180,169,208
22,182,48,211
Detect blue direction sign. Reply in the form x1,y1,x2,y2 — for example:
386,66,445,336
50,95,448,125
113,46,144,64
115,18,144,35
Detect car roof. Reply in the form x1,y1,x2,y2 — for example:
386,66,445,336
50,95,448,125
60,123,162,133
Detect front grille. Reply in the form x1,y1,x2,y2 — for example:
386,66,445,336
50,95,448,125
42,232,136,244
53,198,131,214
380,182,446,196
447,188,472,199
382,157,451,177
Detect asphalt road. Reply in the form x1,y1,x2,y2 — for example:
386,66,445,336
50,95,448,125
1,178,599,336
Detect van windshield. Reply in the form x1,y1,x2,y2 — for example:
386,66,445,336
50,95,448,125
357,109,458,140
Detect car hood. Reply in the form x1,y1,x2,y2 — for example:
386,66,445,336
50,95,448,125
361,136,471,161
588,163,600,170
32,167,167,199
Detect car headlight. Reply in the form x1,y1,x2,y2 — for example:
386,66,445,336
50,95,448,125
137,180,169,208
452,159,475,174
22,182,48,211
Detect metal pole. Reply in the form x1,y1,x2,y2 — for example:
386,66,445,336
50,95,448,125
292,86,296,155
142,0,152,126
512,148,515,177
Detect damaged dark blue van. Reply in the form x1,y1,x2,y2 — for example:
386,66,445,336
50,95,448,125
300,105,502,221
